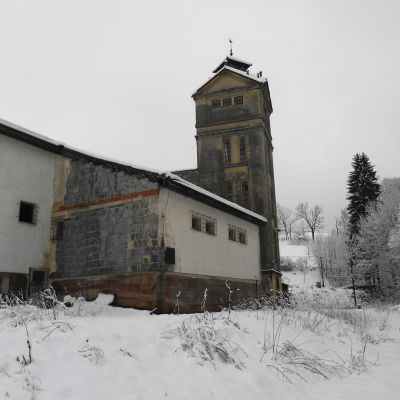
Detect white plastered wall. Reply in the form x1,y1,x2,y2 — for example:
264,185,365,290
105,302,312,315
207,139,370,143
159,187,261,280
0,134,58,274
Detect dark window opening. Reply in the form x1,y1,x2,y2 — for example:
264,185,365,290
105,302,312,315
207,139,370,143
19,202,37,224
223,97,232,107
225,181,233,201
50,217,64,240
212,99,221,108
228,226,236,241
192,214,201,231
234,96,243,105
242,181,250,208
238,231,247,244
205,220,216,235
239,136,247,162
223,137,231,163
165,247,175,265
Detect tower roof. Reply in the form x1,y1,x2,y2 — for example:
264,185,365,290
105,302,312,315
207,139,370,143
212,55,252,73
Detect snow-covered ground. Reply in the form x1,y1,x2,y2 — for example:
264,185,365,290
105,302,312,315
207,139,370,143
0,294,399,400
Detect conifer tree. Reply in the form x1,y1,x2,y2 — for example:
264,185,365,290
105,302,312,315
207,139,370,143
347,153,380,236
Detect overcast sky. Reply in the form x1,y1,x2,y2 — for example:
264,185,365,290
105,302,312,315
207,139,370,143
1,0,399,230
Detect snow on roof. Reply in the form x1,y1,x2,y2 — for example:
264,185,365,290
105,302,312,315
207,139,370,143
0,118,66,147
0,117,161,175
164,172,267,223
193,65,267,97
212,55,253,73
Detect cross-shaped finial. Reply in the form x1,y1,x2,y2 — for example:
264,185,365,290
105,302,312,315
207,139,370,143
228,38,233,56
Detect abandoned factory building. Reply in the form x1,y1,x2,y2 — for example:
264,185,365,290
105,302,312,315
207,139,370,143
0,55,281,312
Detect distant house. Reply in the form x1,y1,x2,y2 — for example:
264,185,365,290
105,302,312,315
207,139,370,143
0,54,281,312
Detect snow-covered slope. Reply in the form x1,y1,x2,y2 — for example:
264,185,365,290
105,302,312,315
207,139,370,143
279,239,322,288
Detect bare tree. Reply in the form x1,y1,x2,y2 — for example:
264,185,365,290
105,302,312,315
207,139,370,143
277,204,297,240
296,202,324,240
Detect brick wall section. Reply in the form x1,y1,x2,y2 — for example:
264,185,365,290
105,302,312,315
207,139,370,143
162,272,258,313
51,272,258,313
54,159,164,279
52,272,160,310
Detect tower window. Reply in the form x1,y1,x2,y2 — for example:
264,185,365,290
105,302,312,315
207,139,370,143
242,181,250,208
234,96,243,105
239,136,247,162
223,98,232,107
19,201,38,224
212,99,221,108
225,181,233,201
223,137,231,163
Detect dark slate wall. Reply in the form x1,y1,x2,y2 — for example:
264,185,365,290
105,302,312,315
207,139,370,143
55,160,163,279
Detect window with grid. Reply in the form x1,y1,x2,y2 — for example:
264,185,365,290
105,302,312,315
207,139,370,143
212,99,221,108
242,181,250,208
239,136,247,162
191,212,217,236
223,97,232,107
19,201,38,224
223,137,231,163
234,96,243,105
228,225,248,244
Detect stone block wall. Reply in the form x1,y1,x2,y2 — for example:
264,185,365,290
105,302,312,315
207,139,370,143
53,159,164,279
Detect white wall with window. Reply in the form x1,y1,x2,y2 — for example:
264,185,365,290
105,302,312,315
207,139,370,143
159,187,261,280
0,134,58,275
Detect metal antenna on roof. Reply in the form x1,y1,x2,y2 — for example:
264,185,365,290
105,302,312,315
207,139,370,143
228,38,233,56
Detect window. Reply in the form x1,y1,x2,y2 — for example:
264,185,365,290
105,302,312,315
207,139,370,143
50,217,64,240
223,137,231,163
242,181,250,208
212,99,221,108
19,201,38,224
191,212,217,236
223,97,232,107
239,136,247,162
234,96,243,105
165,247,175,265
225,181,233,201
192,213,202,231
228,226,236,241
228,225,248,244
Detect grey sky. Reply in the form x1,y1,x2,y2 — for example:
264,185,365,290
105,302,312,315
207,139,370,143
1,0,399,230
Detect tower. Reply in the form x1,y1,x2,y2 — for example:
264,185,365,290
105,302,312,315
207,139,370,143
192,55,281,289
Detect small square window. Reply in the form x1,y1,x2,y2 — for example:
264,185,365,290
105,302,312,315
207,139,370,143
192,214,201,231
223,98,232,107
212,99,221,108
234,96,243,105
238,231,247,244
19,202,37,224
206,220,216,235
